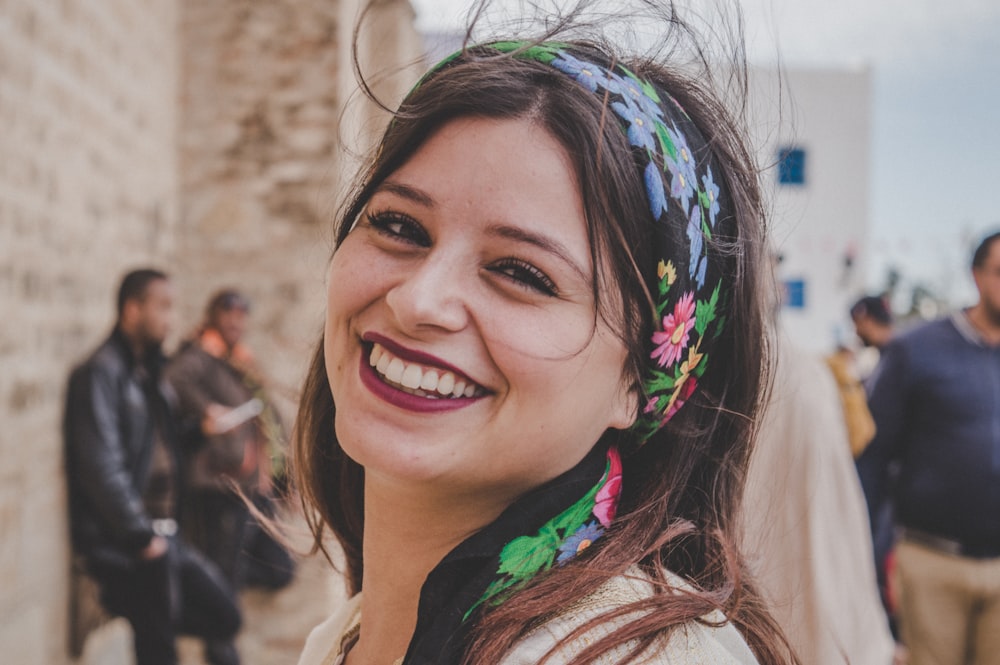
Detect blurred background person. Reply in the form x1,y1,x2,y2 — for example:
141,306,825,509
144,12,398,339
742,284,893,664
64,269,241,665
166,289,295,599
851,295,895,353
847,293,901,643
856,231,1000,665
850,295,896,384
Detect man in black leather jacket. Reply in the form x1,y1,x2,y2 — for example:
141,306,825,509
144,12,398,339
64,269,241,665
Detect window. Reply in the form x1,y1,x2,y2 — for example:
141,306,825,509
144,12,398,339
777,147,806,185
783,278,806,308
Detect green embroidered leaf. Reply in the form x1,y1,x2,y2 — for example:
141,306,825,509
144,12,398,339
493,40,566,64
713,314,727,338
646,369,677,393
655,121,678,161
694,283,721,336
693,352,709,378
699,205,711,237
497,532,559,578
623,69,662,104
465,577,516,620
550,484,602,536
658,275,674,299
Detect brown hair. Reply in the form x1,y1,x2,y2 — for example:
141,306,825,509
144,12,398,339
972,231,1000,270
293,3,793,663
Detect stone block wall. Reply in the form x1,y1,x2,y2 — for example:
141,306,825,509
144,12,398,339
0,0,179,662
175,0,425,417
0,0,423,661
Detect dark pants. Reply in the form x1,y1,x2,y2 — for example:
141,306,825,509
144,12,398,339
186,490,295,591
88,539,241,665
872,496,900,639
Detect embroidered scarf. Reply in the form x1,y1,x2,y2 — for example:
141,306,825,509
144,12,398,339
404,444,618,664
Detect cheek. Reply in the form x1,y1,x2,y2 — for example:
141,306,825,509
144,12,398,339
326,242,385,328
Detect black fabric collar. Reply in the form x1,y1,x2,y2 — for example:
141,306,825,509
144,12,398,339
403,442,609,665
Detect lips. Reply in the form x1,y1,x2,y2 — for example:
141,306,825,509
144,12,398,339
369,343,484,398
358,333,488,412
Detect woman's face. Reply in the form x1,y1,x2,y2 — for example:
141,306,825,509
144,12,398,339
325,116,636,501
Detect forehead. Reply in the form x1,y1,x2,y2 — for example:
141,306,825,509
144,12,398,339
142,279,173,302
386,116,591,261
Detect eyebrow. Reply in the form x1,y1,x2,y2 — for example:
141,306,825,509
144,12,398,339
375,180,435,207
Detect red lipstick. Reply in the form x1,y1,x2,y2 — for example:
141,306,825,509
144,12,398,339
362,332,478,384
358,335,485,413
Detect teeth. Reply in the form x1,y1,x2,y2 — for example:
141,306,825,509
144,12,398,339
400,364,422,389
368,343,481,399
420,370,439,391
385,357,405,383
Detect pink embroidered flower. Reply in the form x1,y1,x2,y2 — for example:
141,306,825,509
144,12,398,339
650,291,696,367
643,396,660,414
593,447,623,527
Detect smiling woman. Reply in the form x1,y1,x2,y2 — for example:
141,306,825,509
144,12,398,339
292,2,795,664
325,117,634,500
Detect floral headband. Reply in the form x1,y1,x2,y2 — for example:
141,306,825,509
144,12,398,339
482,42,732,444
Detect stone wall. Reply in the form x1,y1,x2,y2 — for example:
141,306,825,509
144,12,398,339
0,0,422,661
0,0,180,662
175,0,425,419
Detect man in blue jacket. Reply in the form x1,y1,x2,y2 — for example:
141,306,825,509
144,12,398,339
64,269,241,665
857,231,1000,665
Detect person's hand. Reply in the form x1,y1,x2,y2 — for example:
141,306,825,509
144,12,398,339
201,403,230,436
139,535,169,560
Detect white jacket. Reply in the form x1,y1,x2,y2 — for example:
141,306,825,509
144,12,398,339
297,568,758,665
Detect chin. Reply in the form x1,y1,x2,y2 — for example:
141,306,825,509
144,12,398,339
334,415,447,482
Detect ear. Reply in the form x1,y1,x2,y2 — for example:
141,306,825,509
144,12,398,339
973,267,985,293
608,381,640,431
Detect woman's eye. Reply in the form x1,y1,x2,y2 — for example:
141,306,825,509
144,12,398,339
490,259,558,296
365,210,430,246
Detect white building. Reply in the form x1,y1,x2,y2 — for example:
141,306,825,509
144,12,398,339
748,66,874,352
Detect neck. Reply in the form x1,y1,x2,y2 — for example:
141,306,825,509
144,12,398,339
967,303,1000,345
347,476,512,665
117,324,149,363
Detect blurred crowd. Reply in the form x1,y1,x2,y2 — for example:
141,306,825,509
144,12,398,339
745,230,1000,665
64,270,296,665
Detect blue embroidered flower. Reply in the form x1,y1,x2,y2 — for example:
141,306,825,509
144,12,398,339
551,52,608,92
687,205,707,289
666,126,697,211
611,100,657,152
702,166,721,227
644,161,668,219
557,521,605,564
605,72,665,121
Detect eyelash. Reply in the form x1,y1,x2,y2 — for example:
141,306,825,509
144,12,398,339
363,209,558,297
365,210,430,246
489,258,559,296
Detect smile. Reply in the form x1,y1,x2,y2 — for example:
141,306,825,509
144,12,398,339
367,342,487,400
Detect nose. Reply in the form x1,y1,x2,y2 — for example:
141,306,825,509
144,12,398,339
385,252,471,334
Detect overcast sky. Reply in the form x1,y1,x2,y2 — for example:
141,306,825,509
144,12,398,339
409,0,1000,304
